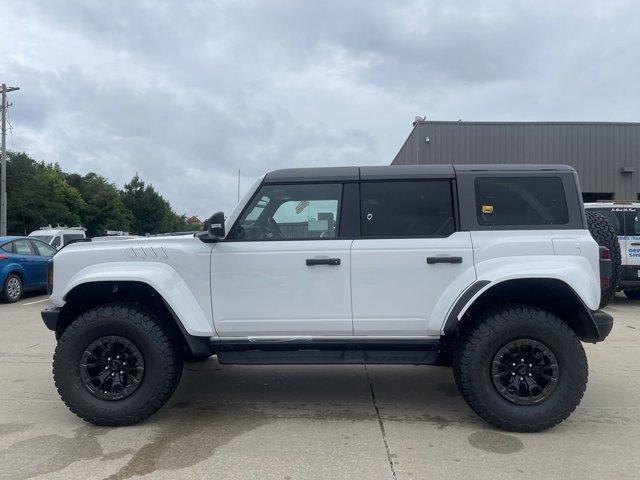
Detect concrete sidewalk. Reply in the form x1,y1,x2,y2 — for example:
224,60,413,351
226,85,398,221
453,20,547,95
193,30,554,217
0,293,638,480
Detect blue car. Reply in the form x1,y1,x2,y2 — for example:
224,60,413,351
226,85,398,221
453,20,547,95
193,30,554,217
0,236,57,303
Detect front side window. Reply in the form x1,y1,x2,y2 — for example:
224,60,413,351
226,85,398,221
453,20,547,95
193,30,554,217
63,234,84,245
229,183,342,240
33,240,57,257
475,177,569,226
361,180,455,238
51,236,61,248
13,239,35,255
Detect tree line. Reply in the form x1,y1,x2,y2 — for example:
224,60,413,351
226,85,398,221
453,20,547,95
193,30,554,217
6,151,202,237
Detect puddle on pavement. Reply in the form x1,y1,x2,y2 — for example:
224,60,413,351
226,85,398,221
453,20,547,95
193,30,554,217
467,430,524,454
0,425,110,480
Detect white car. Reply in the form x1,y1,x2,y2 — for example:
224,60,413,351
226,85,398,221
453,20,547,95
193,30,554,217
41,165,612,432
585,202,640,299
29,226,86,249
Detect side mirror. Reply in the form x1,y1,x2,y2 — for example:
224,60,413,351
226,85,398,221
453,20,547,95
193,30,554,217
198,211,225,243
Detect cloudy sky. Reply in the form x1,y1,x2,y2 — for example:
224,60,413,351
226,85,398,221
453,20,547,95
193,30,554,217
1,1,639,217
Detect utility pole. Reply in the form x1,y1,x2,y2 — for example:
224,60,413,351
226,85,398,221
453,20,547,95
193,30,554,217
1,84,20,236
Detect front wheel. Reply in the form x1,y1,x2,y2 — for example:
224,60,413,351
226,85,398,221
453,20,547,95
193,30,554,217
453,304,588,432
53,302,183,426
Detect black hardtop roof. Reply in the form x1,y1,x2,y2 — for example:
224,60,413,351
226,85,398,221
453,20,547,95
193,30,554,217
263,164,575,183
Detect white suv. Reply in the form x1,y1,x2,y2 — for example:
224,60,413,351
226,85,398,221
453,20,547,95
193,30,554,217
41,165,612,432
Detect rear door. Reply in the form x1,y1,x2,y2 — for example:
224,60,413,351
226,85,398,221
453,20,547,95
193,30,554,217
351,179,475,336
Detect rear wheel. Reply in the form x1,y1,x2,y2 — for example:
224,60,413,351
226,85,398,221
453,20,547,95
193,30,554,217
624,289,640,300
1,274,22,303
53,302,183,426
586,210,621,308
453,304,588,432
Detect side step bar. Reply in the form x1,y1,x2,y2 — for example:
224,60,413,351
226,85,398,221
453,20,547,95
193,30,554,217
209,338,451,365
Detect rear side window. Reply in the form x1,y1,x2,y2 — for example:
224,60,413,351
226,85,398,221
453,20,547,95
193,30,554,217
475,177,569,227
1,242,14,253
13,239,35,255
361,180,455,238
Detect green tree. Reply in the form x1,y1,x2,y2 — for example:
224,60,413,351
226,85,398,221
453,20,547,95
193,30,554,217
7,152,84,235
66,172,133,237
121,174,180,235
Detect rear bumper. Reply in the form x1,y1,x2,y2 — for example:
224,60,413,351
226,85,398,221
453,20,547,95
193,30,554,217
589,310,613,342
41,306,61,331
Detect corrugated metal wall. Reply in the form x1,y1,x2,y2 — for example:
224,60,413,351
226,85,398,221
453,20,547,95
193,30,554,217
392,121,640,200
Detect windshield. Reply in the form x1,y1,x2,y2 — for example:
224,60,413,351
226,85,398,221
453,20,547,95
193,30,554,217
30,235,53,243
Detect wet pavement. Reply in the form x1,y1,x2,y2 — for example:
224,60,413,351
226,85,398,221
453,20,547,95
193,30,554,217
0,293,639,479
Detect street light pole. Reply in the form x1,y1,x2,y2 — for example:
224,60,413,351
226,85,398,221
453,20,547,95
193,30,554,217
1,83,20,236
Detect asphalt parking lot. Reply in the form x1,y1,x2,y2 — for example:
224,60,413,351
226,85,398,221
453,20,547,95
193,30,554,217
0,294,638,480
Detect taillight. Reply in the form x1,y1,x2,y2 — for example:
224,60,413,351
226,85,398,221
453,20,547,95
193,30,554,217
0,254,7,261
47,259,54,295
600,247,611,260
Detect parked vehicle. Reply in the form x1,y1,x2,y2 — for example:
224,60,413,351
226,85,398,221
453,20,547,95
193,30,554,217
584,202,640,299
42,165,612,432
1,236,57,302
584,210,621,307
28,226,86,250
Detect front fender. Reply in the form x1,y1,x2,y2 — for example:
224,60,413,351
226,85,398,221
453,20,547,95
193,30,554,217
54,261,214,336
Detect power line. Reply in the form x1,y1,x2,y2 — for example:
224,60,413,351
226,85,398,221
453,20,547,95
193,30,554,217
1,83,20,236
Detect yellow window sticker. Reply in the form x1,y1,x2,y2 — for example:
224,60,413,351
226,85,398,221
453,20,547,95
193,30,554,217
482,205,494,214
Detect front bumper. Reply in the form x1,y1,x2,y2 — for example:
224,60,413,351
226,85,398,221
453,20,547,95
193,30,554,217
589,309,613,342
41,306,61,331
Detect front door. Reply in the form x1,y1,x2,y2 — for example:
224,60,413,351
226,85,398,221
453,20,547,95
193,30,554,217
211,182,353,337
351,179,476,336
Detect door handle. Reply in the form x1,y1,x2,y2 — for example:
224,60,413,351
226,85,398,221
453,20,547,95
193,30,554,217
427,256,463,264
306,258,341,266
631,242,640,246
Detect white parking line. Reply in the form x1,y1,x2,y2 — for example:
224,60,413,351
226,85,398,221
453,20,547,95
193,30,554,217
21,298,50,306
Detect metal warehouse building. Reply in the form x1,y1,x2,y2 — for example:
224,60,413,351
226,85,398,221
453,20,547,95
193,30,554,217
392,120,640,202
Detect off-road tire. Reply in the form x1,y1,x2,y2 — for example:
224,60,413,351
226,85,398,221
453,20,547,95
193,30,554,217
53,302,183,426
453,304,588,432
623,289,640,300
1,273,22,303
586,210,621,308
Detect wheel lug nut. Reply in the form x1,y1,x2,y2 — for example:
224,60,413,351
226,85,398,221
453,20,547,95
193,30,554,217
529,364,532,367
120,371,123,374
104,366,109,370
511,372,515,376
123,362,127,366
528,373,532,377
116,355,120,359
107,358,111,361
512,363,516,366
520,359,524,362
110,373,114,377
520,377,524,381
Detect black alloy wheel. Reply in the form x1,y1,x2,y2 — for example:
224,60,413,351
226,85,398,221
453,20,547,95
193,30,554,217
491,339,559,405
80,335,145,400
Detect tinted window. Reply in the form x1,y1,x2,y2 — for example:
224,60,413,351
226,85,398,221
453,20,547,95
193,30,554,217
230,183,342,240
1,242,14,253
475,177,569,226
623,209,640,236
13,239,35,255
361,180,455,238
51,236,61,248
63,234,84,245
33,240,57,257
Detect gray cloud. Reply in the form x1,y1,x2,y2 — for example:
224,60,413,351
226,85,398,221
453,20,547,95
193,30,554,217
1,0,639,216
